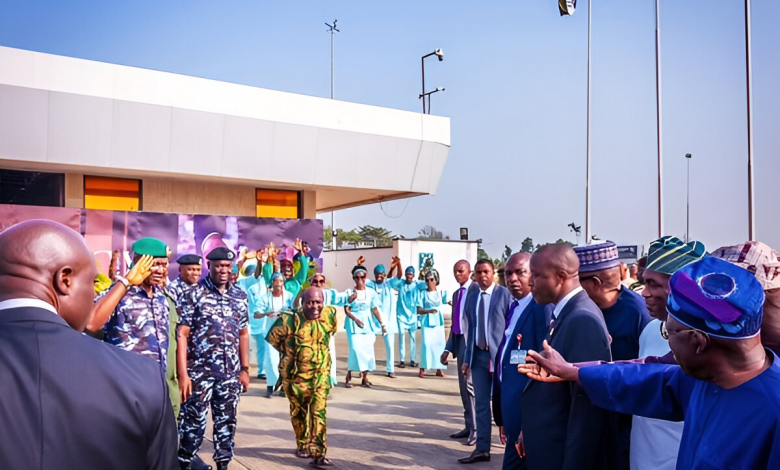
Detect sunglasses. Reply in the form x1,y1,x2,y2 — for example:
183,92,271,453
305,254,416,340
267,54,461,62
355,274,366,279
426,278,436,282
311,278,326,285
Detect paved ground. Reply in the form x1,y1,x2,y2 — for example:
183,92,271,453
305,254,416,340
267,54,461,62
196,326,505,470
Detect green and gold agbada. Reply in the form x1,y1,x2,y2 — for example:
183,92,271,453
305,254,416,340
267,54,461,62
266,305,337,458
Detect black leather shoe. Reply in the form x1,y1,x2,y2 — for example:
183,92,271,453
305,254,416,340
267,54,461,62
450,429,469,439
191,455,212,470
215,462,229,470
458,450,490,464
179,462,191,470
257,373,266,380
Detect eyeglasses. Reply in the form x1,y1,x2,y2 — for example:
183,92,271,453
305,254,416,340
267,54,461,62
426,278,436,283
355,274,366,279
311,278,325,285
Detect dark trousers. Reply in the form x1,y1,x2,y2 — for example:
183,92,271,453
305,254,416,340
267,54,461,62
453,334,476,436
502,439,528,470
472,348,493,452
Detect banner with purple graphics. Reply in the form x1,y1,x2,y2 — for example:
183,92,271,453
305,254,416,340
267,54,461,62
0,204,324,279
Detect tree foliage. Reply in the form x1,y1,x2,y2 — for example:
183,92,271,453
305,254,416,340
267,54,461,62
419,225,445,239
357,225,393,247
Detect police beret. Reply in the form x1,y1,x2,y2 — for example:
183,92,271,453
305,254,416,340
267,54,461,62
177,254,202,266
206,246,235,261
132,238,169,258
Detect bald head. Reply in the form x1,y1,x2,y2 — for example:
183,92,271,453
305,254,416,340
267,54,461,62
0,220,98,331
529,243,581,305
302,287,325,320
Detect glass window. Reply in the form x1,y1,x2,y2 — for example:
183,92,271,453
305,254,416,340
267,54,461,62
0,169,64,207
84,176,141,211
256,189,299,219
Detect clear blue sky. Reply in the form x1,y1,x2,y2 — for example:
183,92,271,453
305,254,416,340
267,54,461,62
1,1,778,257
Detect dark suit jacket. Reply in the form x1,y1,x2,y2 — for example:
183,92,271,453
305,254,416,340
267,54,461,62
0,306,178,470
521,290,614,470
492,298,553,439
444,282,479,356
463,283,512,369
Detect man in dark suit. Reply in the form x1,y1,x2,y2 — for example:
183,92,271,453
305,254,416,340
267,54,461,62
520,243,613,470
442,260,479,445
492,253,553,470
0,220,178,470
458,259,512,464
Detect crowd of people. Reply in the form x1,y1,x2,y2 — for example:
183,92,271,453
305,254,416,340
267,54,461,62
1,218,779,470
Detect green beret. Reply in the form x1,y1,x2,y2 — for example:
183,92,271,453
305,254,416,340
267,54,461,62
132,237,169,258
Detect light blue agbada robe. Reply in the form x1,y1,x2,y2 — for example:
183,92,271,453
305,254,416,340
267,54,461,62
258,290,293,387
368,279,398,374
387,277,425,363
344,288,381,372
578,357,780,470
419,289,448,370
245,279,270,375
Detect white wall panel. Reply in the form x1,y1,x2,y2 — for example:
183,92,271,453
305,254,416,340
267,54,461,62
271,122,318,184
169,108,225,176
47,91,112,168
110,100,171,171
0,85,48,163
221,115,275,180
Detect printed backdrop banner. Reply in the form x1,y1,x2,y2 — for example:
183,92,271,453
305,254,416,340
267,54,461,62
0,204,324,278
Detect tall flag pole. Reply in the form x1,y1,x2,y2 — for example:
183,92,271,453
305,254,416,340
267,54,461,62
745,0,755,240
655,0,664,237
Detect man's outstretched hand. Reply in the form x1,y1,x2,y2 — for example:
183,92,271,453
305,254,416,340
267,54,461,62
517,340,579,383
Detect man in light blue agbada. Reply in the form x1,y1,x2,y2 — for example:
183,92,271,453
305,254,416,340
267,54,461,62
367,261,401,378
388,265,426,369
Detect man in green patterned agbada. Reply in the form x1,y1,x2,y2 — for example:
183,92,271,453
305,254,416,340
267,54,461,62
266,287,337,467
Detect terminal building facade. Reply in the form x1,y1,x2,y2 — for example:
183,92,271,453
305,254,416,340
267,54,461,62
0,46,450,222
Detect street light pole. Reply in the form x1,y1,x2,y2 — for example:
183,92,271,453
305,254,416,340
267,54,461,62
325,20,340,99
585,0,592,244
686,153,692,242
654,0,664,238
745,0,755,240
420,49,443,114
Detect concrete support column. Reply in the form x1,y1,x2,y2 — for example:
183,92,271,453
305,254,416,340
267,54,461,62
64,173,84,208
301,190,317,219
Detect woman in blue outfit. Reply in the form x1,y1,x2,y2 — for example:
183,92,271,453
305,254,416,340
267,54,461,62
344,262,388,388
417,269,448,378
258,273,293,398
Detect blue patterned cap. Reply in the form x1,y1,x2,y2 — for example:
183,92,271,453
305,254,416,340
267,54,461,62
646,236,706,275
667,256,765,339
374,264,386,275
405,266,415,275
574,241,620,273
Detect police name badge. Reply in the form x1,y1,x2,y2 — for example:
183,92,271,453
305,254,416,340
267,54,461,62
510,349,527,365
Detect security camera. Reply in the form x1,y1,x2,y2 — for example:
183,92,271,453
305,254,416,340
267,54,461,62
435,49,444,61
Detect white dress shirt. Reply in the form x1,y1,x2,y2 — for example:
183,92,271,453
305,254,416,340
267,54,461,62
552,286,583,319
500,293,533,366
0,298,58,316
476,283,496,348
455,279,472,330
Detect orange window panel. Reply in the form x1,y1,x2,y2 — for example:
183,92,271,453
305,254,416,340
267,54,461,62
84,176,140,211
256,189,298,219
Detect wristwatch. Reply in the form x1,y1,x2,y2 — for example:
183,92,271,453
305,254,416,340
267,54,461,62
240,366,249,373
116,276,130,289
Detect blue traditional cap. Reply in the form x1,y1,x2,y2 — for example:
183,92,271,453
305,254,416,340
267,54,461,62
574,241,620,273
646,236,707,275
374,264,386,275
271,272,285,282
667,256,765,339
405,266,415,275
132,237,169,258
352,265,368,277
177,254,202,266
205,246,235,261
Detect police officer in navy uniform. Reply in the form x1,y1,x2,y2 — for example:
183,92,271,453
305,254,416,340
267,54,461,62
169,254,203,305
177,246,251,470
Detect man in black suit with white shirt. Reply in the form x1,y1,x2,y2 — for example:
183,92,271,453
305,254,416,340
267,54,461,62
0,220,178,470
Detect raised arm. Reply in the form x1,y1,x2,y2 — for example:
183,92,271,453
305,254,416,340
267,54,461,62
87,255,154,333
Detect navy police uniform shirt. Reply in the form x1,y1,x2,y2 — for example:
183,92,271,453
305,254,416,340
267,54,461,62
180,276,249,380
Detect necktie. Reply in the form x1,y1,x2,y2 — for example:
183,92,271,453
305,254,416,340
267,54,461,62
477,292,488,350
452,287,464,335
548,315,556,338
496,300,520,383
